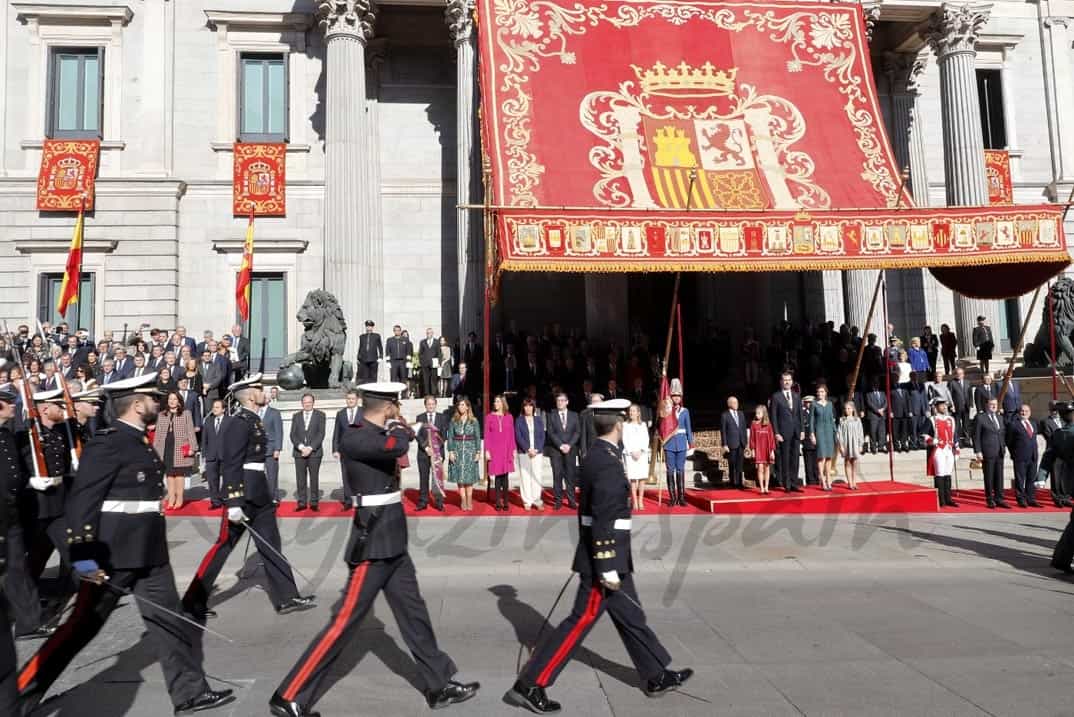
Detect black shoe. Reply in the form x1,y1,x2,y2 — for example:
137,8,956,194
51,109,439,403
269,692,320,717
645,668,694,697
567,502,578,510
505,681,561,713
183,605,218,621
209,501,223,510
996,501,1012,509
427,680,480,709
987,499,996,509
1028,500,1042,508
1017,498,1027,508
340,501,352,511
552,503,561,511
173,689,235,715
310,504,319,512
416,503,428,511
295,503,307,512
276,596,316,615
1052,560,1074,575
15,625,56,641
435,500,444,511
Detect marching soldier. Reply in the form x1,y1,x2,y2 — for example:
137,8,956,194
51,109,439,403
69,381,100,442
507,398,693,714
182,374,314,618
271,382,479,717
0,388,23,712
16,373,234,715
921,396,960,507
1039,401,1074,573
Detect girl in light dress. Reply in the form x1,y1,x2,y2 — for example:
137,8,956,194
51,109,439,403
622,403,651,510
836,401,866,490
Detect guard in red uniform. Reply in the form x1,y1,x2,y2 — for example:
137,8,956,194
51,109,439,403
270,382,479,717
506,399,693,714
922,396,959,507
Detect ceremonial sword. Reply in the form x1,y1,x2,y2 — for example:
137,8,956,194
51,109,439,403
80,576,235,643
240,518,314,588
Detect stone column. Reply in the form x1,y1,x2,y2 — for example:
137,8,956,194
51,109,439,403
925,2,997,356
844,269,881,335
447,0,482,339
319,0,378,358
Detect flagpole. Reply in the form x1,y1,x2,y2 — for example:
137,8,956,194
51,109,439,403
247,204,254,378
75,194,85,335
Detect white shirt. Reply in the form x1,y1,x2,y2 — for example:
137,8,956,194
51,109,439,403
348,408,357,425
303,411,312,430
526,416,535,447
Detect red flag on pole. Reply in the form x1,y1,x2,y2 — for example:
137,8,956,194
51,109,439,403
235,210,254,321
56,199,85,317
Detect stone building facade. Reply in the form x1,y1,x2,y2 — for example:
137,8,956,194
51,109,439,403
0,0,1071,367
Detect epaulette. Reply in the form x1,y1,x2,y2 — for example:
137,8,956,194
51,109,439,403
96,427,117,435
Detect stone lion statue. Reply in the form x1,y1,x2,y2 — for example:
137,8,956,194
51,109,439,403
1025,277,1074,369
279,289,349,388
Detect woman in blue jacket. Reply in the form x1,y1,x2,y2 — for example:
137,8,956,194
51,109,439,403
514,398,546,510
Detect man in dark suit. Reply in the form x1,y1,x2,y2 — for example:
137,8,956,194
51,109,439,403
908,374,929,450
890,384,910,452
356,320,383,382
57,353,75,380
720,396,748,489
947,366,971,447
1000,376,1021,422
290,393,326,510
414,396,448,511
39,362,59,391
546,392,581,509
198,350,224,407
195,331,214,358
98,358,119,385
973,373,996,417
112,346,134,379
419,328,440,397
769,372,803,492
201,399,229,508
462,332,482,375
146,345,165,372
174,326,197,354
259,393,284,504
1038,401,1072,507
1006,403,1041,507
864,381,887,453
385,325,412,384
62,335,88,367
130,353,150,378
176,378,203,430
332,389,363,510
229,324,251,378
975,397,1010,509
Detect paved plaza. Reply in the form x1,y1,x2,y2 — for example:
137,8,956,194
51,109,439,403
16,510,1074,716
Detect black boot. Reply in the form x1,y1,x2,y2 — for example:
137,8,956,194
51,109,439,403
677,472,687,506
666,471,678,506
505,680,562,713
933,476,944,505
943,476,959,507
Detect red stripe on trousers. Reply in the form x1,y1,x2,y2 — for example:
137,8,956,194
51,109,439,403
17,580,98,692
536,586,603,687
194,512,231,580
282,561,369,701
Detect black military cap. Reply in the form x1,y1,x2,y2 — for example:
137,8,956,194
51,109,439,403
1059,401,1074,414
0,388,16,404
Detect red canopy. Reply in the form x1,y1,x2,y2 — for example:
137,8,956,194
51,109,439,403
476,0,1069,297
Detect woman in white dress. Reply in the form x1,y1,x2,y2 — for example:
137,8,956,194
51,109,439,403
622,404,651,510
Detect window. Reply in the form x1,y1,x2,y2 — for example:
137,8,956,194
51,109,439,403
38,272,95,336
239,273,287,370
239,53,288,142
48,48,103,139
976,69,1007,150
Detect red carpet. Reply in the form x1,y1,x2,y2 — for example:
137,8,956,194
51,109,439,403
162,484,1070,519
936,487,1067,514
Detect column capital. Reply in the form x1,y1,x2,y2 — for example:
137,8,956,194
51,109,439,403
445,0,475,46
861,1,882,42
1043,16,1072,29
884,51,929,96
924,3,991,59
318,0,376,43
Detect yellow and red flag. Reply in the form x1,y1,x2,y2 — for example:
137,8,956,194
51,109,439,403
235,212,254,321
56,202,84,317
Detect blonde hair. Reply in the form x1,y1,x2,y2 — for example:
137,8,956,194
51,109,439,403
754,404,770,426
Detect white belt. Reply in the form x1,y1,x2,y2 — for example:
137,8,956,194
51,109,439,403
357,491,401,507
674,428,686,435
243,462,265,471
101,500,161,514
580,516,632,530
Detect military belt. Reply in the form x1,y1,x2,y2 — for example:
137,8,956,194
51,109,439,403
580,516,631,530
242,462,265,471
357,491,401,507
101,500,163,515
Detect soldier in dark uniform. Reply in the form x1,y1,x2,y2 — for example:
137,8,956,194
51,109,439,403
0,388,23,712
1039,401,1072,507
69,381,100,443
1039,401,1074,573
24,389,74,584
15,373,234,715
271,382,479,717
182,374,313,618
507,398,693,714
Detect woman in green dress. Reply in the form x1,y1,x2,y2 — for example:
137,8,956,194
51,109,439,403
447,398,483,511
810,384,837,491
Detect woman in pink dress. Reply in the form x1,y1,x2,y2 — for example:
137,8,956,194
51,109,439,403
484,395,516,510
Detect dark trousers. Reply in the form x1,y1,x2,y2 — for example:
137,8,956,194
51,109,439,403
277,554,456,706
492,474,509,506
802,448,818,485
26,515,71,580
726,447,744,488
416,455,442,507
339,464,354,506
775,433,800,490
4,526,45,634
943,353,957,375
866,416,886,450
294,454,322,505
204,459,221,504
182,504,300,612
983,455,1005,503
421,367,437,397
18,564,209,707
0,597,15,714
1013,458,1038,502
520,572,670,688
265,455,280,502
1052,464,1071,505
548,448,577,506
893,417,911,449
389,359,408,383
1051,509,1074,570
358,361,378,382
954,410,969,446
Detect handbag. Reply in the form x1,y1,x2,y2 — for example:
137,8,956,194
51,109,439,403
743,447,754,459
181,443,193,458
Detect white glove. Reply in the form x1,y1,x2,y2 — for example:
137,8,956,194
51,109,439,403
227,507,247,523
600,570,621,590
29,476,53,491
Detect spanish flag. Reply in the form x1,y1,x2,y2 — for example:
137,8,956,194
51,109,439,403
235,213,254,321
56,204,84,317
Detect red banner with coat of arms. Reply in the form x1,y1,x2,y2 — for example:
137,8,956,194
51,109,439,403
984,149,1013,205
233,143,286,216
476,0,1069,289
36,139,99,212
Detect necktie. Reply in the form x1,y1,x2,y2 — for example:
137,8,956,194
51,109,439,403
991,414,998,429
215,416,221,432
784,391,790,403
349,409,355,425
561,412,566,429
427,413,433,426
1025,420,1032,436
733,412,739,427
305,412,311,430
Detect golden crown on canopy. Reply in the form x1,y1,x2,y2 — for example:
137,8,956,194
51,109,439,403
631,61,737,98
